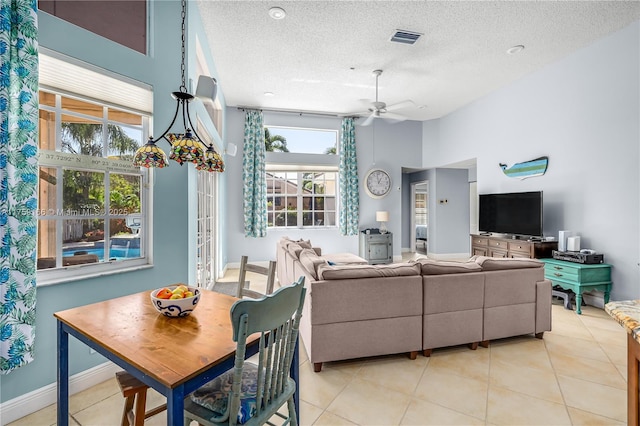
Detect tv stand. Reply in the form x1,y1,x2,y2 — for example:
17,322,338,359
470,234,557,259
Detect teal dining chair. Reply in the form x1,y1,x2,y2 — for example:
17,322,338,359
183,276,306,426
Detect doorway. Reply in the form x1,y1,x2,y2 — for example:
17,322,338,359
410,181,429,254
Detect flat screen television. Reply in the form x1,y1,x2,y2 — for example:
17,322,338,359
479,191,543,237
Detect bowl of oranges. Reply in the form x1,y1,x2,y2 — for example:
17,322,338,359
150,284,201,317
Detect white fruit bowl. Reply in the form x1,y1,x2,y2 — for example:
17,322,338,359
150,285,201,317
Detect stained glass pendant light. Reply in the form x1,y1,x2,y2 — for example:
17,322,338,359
133,0,224,173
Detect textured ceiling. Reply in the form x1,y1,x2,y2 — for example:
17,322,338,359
196,1,640,121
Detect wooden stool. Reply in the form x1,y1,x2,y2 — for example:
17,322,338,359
115,371,167,426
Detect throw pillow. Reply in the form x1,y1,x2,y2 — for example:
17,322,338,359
286,242,303,259
296,239,313,249
299,248,326,280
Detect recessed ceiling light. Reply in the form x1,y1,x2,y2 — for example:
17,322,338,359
264,92,275,97
507,45,525,55
269,7,286,20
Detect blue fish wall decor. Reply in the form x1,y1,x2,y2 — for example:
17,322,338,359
499,156,549,179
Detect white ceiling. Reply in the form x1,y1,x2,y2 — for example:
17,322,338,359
196,1,640,121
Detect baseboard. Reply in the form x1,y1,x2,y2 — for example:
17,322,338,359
0,361,120,425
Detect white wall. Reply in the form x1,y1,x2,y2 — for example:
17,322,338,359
422,21,640,301
224,109,423,265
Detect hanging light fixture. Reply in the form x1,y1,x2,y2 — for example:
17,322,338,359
133,0,224,173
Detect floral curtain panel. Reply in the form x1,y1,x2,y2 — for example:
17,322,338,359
242,110,267,237
0,0,39,374
339,117,359,236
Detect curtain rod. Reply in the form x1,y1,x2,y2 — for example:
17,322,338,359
236,106,360,119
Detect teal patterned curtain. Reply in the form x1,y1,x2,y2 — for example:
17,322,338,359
0,0,39,374
242,110,267,237
339,118,359,235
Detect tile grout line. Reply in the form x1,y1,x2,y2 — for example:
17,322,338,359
543,333,573,424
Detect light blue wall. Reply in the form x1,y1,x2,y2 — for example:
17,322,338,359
224,109,423,264
430,169,470,254
422,21,640,300
1,2,225,404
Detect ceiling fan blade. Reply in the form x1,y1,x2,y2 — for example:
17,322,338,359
359,112,377,126
380,112,407,123
385,100,415,112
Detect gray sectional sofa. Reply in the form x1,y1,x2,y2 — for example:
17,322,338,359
276,237,552,372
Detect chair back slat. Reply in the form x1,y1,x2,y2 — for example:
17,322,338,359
236,257,276,299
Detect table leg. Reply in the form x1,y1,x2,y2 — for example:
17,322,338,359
575,293,583,314
57,321,69,426
604,288,611,304
167,385,184,426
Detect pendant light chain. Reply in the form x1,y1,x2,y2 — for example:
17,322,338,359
132,0,224,171
179,0,187,92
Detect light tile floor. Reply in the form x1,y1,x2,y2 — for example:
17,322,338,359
8,261,629,426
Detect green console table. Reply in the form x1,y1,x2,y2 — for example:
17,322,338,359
541,258,612,314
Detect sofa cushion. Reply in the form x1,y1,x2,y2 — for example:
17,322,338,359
412,258,482,275
299,248,327,280
317,262,420,280
321,252,368,265
475,256,543,271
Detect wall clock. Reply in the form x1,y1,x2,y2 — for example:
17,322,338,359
364,168,392,199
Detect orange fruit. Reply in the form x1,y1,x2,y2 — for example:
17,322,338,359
156,288,173,299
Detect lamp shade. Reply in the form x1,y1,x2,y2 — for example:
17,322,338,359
133,138,169,168
376,211,389,222
168,131,205,165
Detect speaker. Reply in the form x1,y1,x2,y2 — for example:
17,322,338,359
195,76,218,102
558,230,572,252
567,236,581,252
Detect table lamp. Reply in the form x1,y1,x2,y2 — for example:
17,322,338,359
376,211,389,234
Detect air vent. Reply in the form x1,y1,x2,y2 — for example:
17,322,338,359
390,30,422,45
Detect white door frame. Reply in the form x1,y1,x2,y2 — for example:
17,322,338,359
410,180,429,253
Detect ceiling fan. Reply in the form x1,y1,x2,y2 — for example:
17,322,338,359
354,69,415,126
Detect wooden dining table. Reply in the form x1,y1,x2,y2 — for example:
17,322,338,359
55,287,300,425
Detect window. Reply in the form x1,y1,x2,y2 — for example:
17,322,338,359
195,123,220,288
264,126,337,154
37,90,150,279
264,124,339,229
266,171,337,228
38,0,147,54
